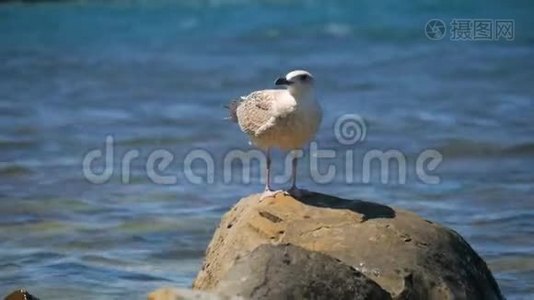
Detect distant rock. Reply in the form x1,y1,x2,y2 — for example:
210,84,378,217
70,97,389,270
191,192,504,300
4,289,39,300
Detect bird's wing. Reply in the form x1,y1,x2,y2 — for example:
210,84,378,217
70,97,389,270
236,90,278,136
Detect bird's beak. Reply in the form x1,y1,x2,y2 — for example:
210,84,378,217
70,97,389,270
275,77,293,86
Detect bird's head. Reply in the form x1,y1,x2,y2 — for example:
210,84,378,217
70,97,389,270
275,70,314,97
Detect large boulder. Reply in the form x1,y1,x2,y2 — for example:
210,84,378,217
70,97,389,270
216,243,391,299
191,192,503,300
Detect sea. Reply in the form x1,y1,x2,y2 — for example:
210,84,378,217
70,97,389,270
0,0,533,299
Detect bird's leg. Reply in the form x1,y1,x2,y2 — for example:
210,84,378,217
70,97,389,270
286,151,310,198
261,148,282,199
265,148,272,192
290,152,298,190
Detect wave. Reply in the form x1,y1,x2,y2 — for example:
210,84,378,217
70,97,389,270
2,0,533,44
504,143,534,156
433,139,534,158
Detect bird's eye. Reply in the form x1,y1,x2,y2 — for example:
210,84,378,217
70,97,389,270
300,74,309,81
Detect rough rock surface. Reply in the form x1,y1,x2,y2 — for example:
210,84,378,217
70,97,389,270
192,192,503,300
148,288,238,300
215,243,391,299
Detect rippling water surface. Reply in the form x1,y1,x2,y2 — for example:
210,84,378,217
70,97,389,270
1,1,533,299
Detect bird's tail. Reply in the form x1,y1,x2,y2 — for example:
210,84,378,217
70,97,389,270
224,98,242,123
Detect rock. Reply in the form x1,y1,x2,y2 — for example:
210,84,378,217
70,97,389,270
192,192,504,300
215,243,391,299
4,289,39,300
148,288,237,300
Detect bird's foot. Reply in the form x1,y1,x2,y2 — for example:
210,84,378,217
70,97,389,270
260,189,284,200
285,186,311,199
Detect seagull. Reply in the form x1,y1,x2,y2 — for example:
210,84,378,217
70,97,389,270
227,70,322,199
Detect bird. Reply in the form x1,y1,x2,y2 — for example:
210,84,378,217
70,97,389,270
227,70,322,199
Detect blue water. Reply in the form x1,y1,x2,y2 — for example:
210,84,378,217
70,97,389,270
1,1,533,299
